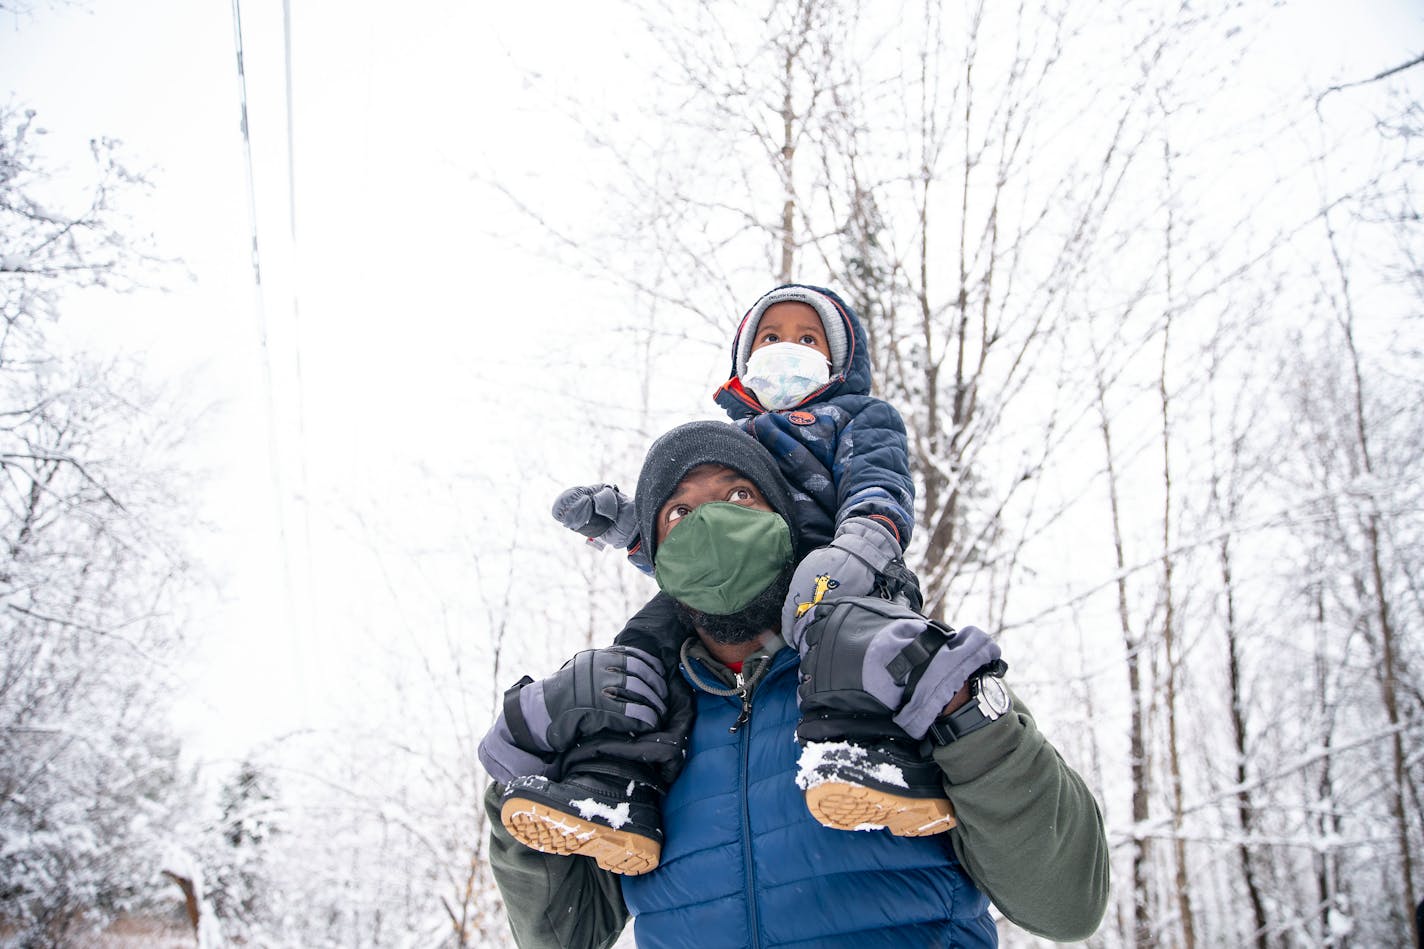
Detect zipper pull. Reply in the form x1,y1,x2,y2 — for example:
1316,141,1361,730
729,672,752,733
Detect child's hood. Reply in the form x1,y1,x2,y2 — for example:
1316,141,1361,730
714,284,873,418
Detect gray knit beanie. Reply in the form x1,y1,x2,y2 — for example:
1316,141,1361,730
734,285,850,381
634,421,798,565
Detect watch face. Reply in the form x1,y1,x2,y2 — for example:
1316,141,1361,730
978,675,1011,717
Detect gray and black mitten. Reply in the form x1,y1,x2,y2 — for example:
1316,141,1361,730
782,516,902,651
796,596,1001,741
552,483,639,548
477,645,668,785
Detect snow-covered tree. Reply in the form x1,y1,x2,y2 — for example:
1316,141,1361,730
0,106,199,944
200,759,282,939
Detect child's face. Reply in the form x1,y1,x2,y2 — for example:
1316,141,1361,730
750,302,832,361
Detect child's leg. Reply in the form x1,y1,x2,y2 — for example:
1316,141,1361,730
792,577,957,837
500,594,694,874
594,592,696,783
610,592,686,671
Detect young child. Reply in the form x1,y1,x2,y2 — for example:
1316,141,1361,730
510,284,944,869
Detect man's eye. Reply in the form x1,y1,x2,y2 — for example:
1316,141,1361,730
729,487,753,502
667,505,690,523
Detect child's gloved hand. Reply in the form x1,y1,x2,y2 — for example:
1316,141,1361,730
552,484,638,548
782,516,902,652
477,645,668,785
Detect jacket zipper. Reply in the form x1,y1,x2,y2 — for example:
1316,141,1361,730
789,377,837,409
684,649,793,948
730,672,752,732
739,684,761,949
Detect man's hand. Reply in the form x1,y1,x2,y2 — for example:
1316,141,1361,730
782,516,902,651
552,484,638,548
477,646,668,784
521,646,669,751
796,597,1001,741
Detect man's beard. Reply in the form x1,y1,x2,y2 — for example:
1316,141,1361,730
675,564,794,646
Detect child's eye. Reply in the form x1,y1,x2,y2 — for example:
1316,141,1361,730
760,333,779,344
799,334,819,346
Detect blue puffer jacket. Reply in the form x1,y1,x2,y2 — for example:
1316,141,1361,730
713,285,915,551
621,645,995,948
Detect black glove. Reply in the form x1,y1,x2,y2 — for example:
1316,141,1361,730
552,484,638,548
797,596,1000,741
510,646,667,753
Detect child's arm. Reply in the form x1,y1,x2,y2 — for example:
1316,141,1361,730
553,483,638,545
831,397,916,546
778,397,917,643
552,483,654,575
781,516,905,648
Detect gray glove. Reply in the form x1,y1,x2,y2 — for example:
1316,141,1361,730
552,483,638,548
797,596,1001,741
782,516,902,652
476,646,668,785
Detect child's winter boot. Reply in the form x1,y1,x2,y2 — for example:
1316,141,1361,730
500,758,665,875
797,736,956,836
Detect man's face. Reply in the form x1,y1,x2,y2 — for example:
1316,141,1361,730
655,464,773,545
655,463,790,646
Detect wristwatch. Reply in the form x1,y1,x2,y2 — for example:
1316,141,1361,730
927,660,1010,745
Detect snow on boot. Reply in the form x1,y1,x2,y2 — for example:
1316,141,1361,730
797,738,956,837
500,763,664,875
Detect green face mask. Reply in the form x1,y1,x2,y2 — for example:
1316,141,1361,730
653,502,793,615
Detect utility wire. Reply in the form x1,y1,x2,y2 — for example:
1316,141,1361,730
230,0,305,719
283,0,299,239
281,0,318,654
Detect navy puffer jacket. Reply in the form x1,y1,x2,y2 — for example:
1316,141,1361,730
621,644,995,948
713,285,915,551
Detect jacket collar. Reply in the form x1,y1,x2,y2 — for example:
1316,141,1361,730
681,633,794,693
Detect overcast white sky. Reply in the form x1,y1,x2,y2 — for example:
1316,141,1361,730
4,0,674,761
4,0,1421,765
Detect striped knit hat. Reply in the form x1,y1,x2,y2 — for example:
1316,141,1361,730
733,285,850,381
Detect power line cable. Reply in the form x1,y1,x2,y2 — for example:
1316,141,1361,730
281,0,318,651
230,0,306,723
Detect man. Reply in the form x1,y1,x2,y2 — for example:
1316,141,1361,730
479,421,1109,948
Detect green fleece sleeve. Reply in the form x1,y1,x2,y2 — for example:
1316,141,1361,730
934,691,1110,942
484,784,630,949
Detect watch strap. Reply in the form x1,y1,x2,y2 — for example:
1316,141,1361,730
928,696,994,744
928,661,1010,745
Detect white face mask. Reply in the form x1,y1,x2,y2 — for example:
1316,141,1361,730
742,342,832,410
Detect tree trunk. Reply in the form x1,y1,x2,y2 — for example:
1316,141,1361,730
1311,579,1343,945
1097,371,1152,946
1221,531,1270,948
1330,214,1418,928
1158,135,1197,949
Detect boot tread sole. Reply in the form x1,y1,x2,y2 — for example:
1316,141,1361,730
501,796,661,876
805,781,957,836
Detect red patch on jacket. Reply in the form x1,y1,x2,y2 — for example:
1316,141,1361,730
787,411,816,426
